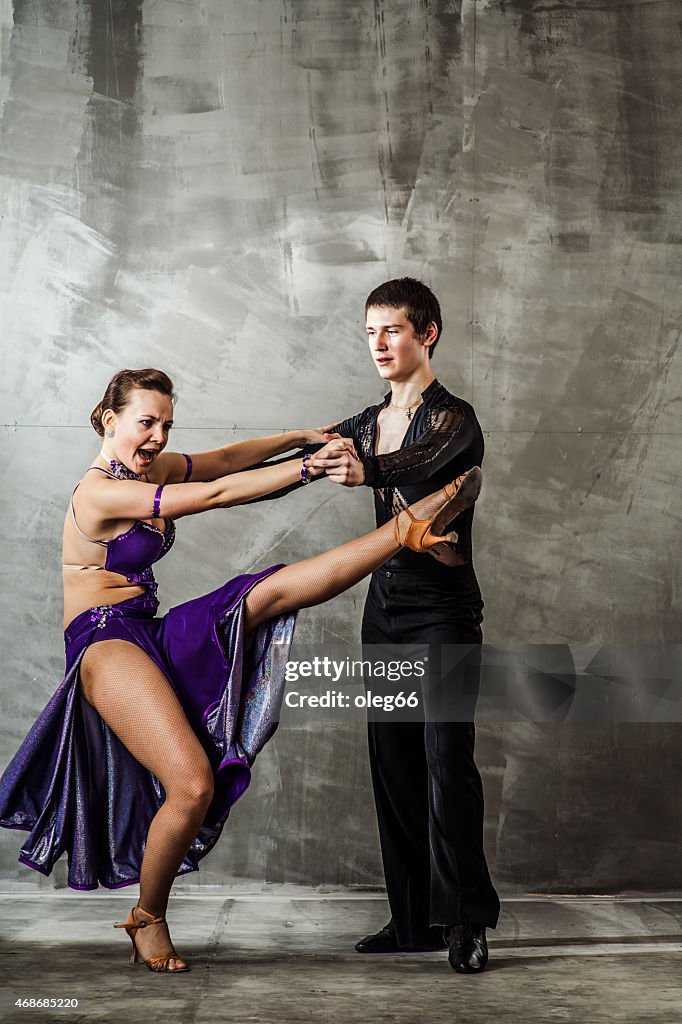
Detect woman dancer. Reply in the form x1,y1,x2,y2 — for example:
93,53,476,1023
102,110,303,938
0,368,482,974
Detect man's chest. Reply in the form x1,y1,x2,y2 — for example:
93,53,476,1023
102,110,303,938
374,407,412,456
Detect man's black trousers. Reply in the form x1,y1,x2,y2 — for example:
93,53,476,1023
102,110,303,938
361,565,500,949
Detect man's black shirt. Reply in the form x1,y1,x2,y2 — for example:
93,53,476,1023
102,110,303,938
332,379,484,573
243,378,484,583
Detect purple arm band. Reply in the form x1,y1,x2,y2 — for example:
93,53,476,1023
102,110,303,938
182,453,193,482
153,485,164,519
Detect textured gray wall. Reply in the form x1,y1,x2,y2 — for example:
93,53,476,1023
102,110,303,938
0,1,680,894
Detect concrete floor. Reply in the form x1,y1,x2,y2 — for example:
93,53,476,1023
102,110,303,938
1,887,681,1024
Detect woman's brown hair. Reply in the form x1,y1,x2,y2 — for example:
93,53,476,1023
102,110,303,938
90,369,176,436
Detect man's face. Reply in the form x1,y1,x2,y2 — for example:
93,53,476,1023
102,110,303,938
365,305,431,382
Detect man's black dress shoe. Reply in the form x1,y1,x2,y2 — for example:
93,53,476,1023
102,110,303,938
355,925,399,953
444,923,488,973
355,924,447,954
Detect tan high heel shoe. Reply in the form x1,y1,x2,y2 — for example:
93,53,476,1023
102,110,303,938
114,904,190,973
394,467,483,552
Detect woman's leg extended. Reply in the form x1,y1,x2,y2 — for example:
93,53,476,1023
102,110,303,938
80,640,215,968
244,482,463,633
244,519,398,633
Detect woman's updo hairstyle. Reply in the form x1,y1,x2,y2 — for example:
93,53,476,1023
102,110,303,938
90,369,176,436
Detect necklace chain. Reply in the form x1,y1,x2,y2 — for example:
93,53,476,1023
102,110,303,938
388,379,434,420
390,398,423,421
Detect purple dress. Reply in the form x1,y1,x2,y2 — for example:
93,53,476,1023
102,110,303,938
0,468,295,891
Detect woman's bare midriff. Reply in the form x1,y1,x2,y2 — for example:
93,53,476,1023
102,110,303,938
62,570,147,632
61,487,165,630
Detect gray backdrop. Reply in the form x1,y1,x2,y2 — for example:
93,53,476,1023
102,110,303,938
1,1,680,893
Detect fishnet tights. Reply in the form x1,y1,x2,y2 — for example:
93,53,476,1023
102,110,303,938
78,479,462,966
243,481,460,632
80,640,214,969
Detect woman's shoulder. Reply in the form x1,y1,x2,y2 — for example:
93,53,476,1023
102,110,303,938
68,466,112,494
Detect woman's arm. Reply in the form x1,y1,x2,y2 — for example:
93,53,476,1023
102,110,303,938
157,430,328,484
84,445,332,524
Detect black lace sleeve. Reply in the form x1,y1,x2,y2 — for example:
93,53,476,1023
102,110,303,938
360,404,480,488
328,412,364,445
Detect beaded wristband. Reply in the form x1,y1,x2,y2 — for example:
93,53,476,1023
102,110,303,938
152,484,164,518
301,453,311,484
182,453,193,482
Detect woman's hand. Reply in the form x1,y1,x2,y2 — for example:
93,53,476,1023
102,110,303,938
307,436,365,485
299,428,330,445
303,438,339,477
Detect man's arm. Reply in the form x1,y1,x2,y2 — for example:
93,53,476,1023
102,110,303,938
320,400,483,489
327,414,362,440
360,404,481,487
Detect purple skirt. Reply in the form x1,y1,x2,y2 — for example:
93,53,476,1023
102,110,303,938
0,566,295,890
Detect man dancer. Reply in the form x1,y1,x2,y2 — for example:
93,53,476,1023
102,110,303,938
316,277,500,973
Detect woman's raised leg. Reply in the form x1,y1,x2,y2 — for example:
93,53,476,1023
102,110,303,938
80,640,215,971
244,475,469,633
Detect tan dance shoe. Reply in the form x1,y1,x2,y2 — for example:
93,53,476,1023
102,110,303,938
394,467,483,552
114,903,190,973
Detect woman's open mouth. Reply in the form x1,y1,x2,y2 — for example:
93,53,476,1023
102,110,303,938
137,448,158,466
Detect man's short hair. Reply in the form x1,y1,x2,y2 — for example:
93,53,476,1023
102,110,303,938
365,277,443,357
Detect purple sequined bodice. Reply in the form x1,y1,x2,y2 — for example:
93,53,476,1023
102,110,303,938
101,518,175,584
65,465,175,588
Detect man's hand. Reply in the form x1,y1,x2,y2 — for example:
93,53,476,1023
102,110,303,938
428,542,466,567
308,434,365,486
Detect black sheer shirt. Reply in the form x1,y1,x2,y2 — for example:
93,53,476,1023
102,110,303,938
244,379,484,578
331,379,484,573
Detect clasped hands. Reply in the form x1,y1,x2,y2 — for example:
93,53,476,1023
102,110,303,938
299,427,365,486
300,428,463,565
